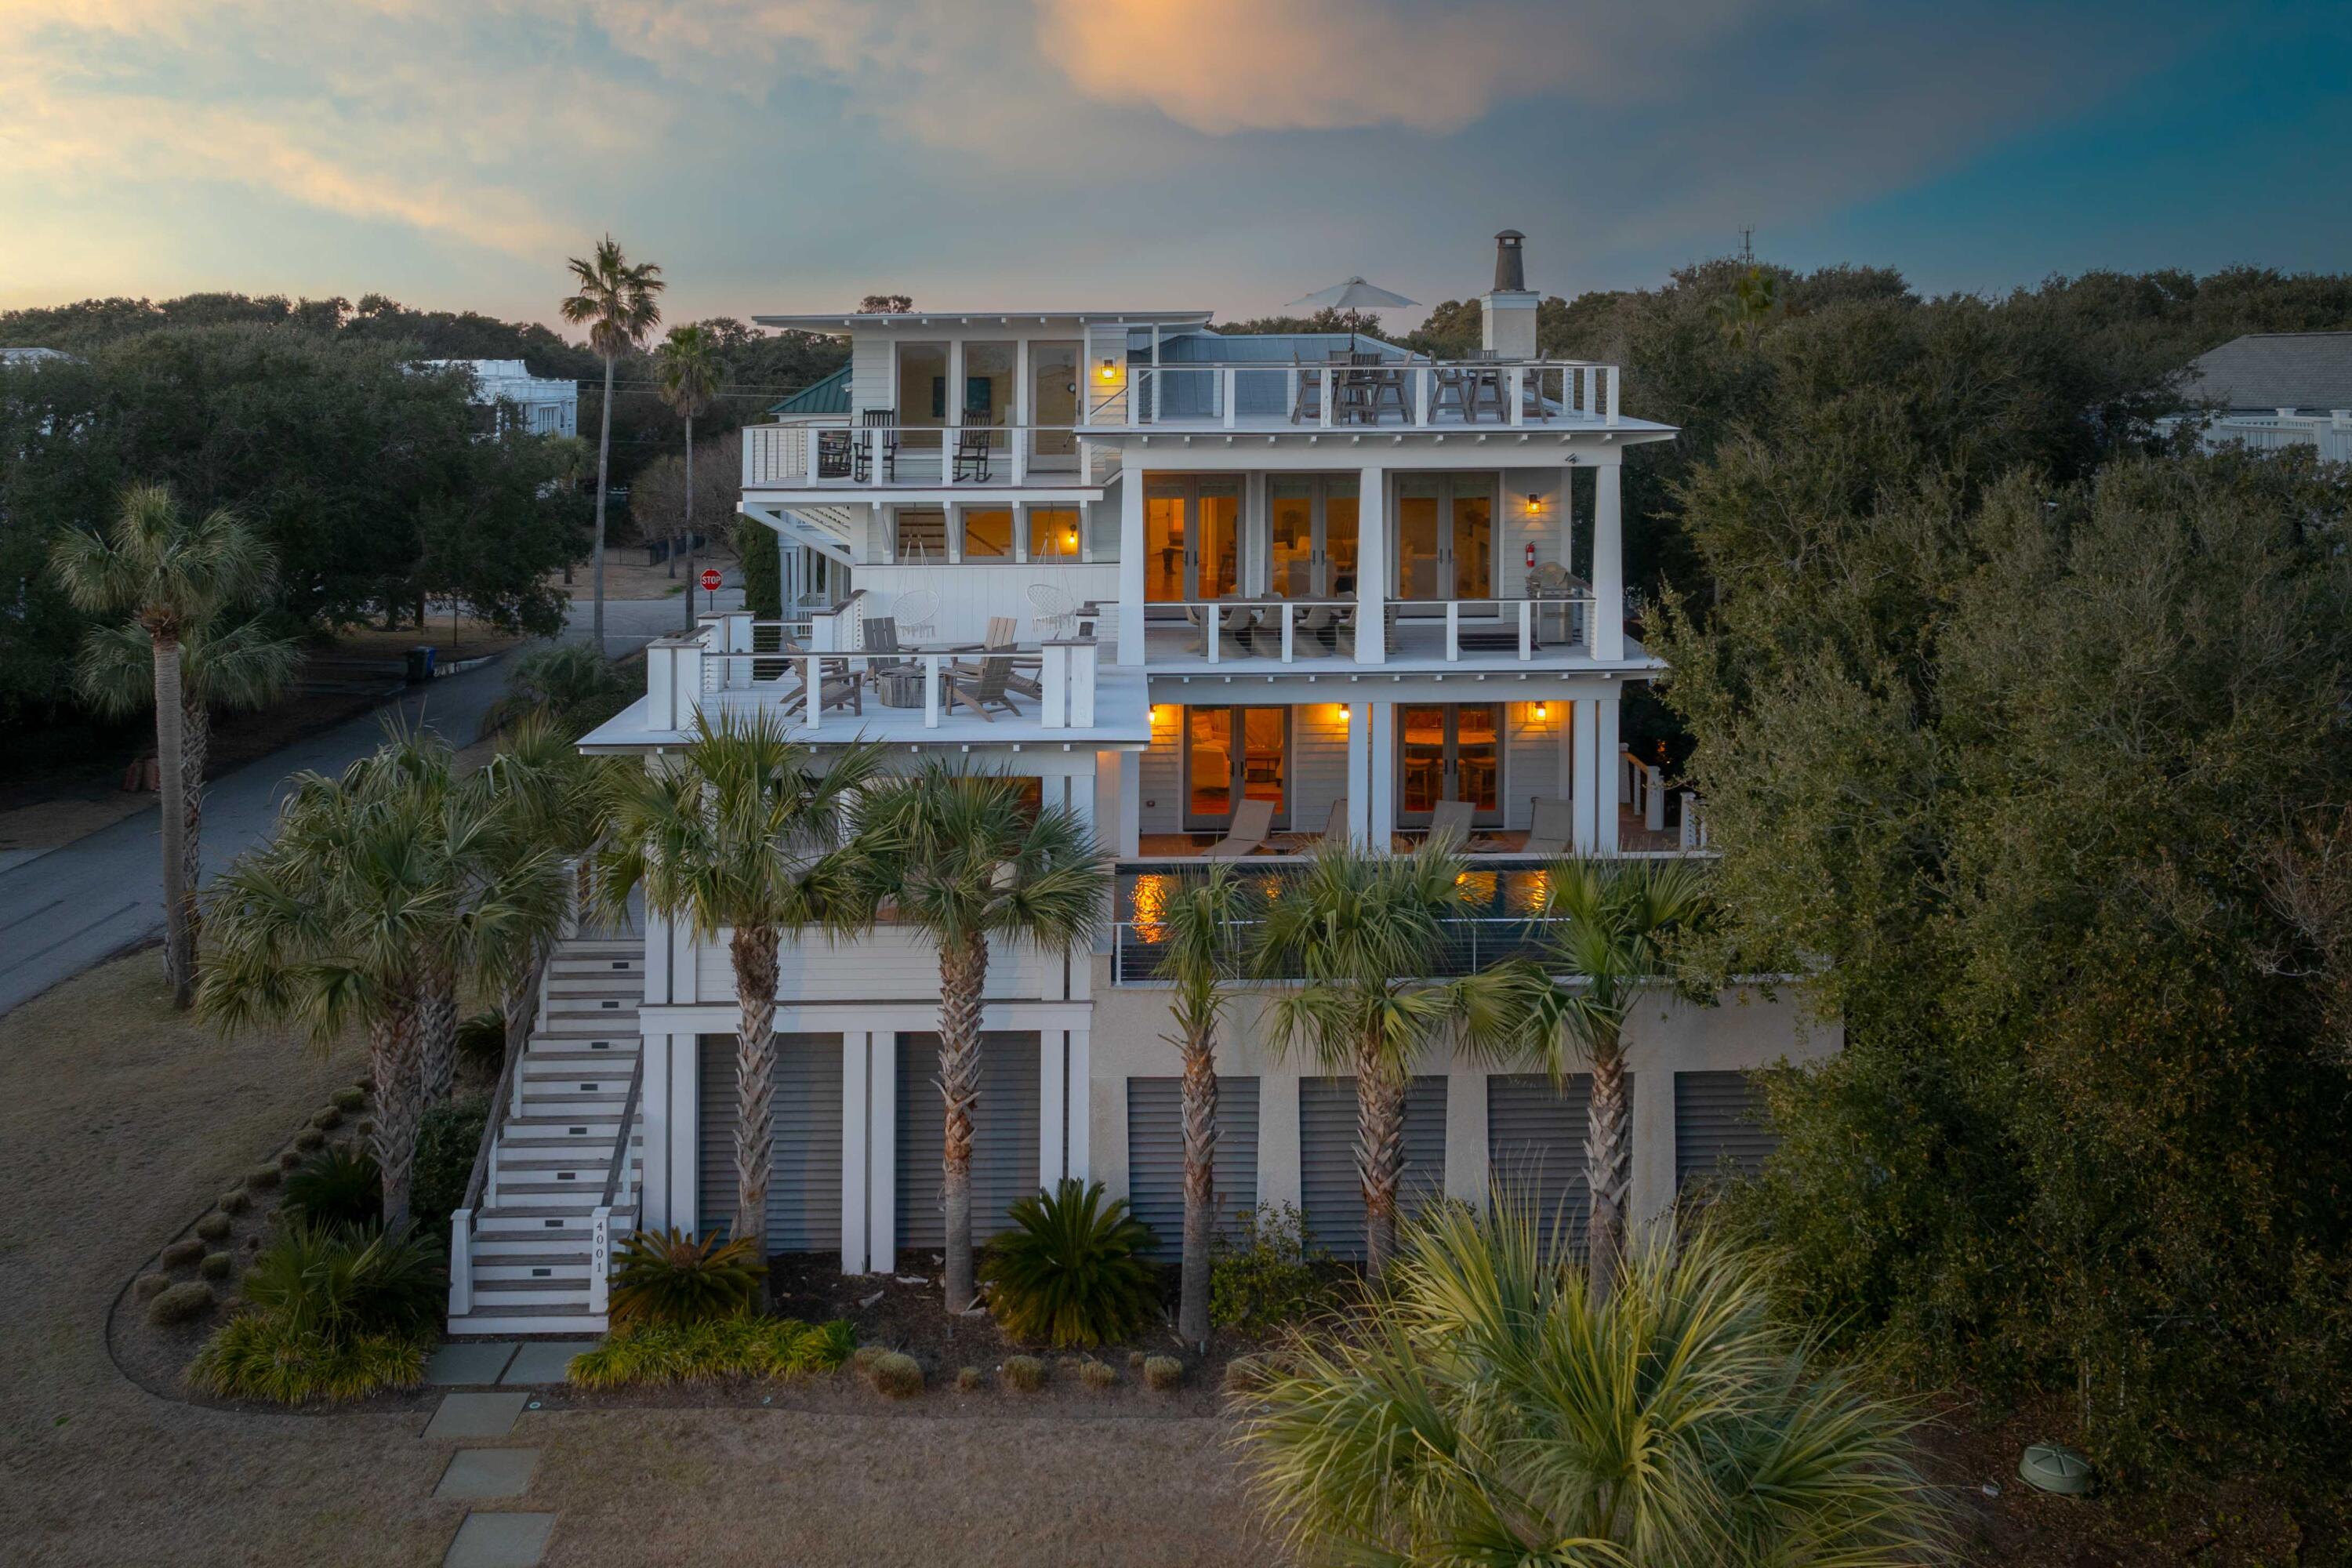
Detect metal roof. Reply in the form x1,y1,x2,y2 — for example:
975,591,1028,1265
750,310,1214,333
767,365,850,418
2184,332,2352,413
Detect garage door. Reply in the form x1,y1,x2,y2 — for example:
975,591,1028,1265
1486,1073,1633,1252
695,1033,844,1253
896,1032,1041,1250
1298,1075,1447,1261
1673,1070,1777,1192
1124,1076,1261,1255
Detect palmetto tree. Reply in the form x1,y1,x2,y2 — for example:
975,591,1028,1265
475,714,617,1052
847,764,1109,1316
654,323,725,627
74,612,300,980
1250,842,1540,1282
480,641,638,739
594,710,883,1243
1154,863,1249,1346
51,485,277,1007
1240,1200,1945,1567
558,237,664,654
1529,856,1712,1306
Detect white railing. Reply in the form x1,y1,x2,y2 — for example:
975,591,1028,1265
1142,596,1593,665
1620,750,1668,834
1678,791,1709,851
1094,358,1622,430
2161,409,2352,463
742,421,1094,488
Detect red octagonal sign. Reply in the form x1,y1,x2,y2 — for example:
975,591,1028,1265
699,568,722,592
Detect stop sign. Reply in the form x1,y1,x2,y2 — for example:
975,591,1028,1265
699,568,722,592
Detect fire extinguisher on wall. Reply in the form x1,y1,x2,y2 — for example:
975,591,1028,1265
1525,542,1537,569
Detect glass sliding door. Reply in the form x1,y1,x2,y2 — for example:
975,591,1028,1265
1144,478,1242,601
1323,478,1359,596
1269,481,1314,598
1031,342,1080,467
1395,704,1504,827
1181,706,1289,832
1389,476,1495,601
1451,479,1494,600
1198,483,1240,600
1396,478,1444,601
895,341,947,450
1145,482,1189,602
964,342,1014,446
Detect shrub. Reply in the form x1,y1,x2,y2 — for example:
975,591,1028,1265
1224,1355,1269,1396
850,1344,887,1375
245,1165,281,1192
409,1096,488,1238
981,1178,1160,1348
1002,1355,1045,1392
241,1218,445,1338
356,1118,375,1135
200,1252,234,1282
1210,1203,1334,1337
330,1087,366,1112
189,1313,428,1403
160,1239,205,1269
194,1211,234,1243
1080,1359,1117,1391
1143,1356,1184,1391
456,1010,506,1074
869,1352,924,1398
609,1228,764,1326
217,1189,250,1214
292,1127,326,1152
310,1106,342,1131
956,1366,984,1392
567,1317,855,1389
1127,1350,1145,1370
280,1147,383,1229
147,1281,215,1326
133,1272,170,1301
277,1149,303,1171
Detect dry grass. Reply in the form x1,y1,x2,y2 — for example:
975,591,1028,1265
2,949,1258,1567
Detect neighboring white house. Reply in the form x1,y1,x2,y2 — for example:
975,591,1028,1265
424,357,579,437
2161,332,2352,462
446,234,1831,1334
0,347,71,365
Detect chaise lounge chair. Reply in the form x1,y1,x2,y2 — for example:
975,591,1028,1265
1425,799,1475,851
1200,797,1276,859
1520,797,1573,856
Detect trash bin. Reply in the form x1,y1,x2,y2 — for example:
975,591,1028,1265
405,645,437,683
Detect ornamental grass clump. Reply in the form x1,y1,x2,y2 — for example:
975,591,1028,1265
187,1218,442,1403
245,1165,280,1192
608,1228,764,1326
1143,1355,1184,1391
147,1281,215,1326
869,1351,924,1399
956,1366,984,1392
1236,1202,1947,1567
199,1252,234,1282
1079,1359,1117,1391
194,1211,233,1243
981,1178,1160,1348
331,1087,366,1112
280,1147,383,1229
1002,1355,1045,1392
565,1316,855,1389
160,1239,205,1269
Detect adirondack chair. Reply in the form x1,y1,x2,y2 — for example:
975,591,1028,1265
953,615,1042,698
946,656,1022,721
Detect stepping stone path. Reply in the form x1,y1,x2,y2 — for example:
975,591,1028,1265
419,1340,584,1565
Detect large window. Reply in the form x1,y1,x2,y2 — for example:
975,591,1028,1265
894,506,946,564
1268,475,1359,597
1182,706,1289,830
1029,506,1083,561
895,341,947,450
1394,475,1494,600
1144,477,1242,601
962,507,1013,560
964,342,1014,445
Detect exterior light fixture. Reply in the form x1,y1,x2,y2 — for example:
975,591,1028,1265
1099,357,1118,381
1534,701,1549,720
1526,492,1542,510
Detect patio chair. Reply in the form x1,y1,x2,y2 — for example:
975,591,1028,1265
891,588,938,644
1276,797,1348,852
1350,350,1408,423
1334,603,1398,659
851,409,898,481
1027,582,1079,640
1520,797,1573,856
1290,603,1338,659
945,656,1022,721
815,426,854,479
1288,350,1324,424
953,615,1043,699
1425,799,1476,851
1200,797,1276,859
779,645,862,718
951,416,993,483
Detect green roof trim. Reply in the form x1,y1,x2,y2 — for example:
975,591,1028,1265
768,365,851,418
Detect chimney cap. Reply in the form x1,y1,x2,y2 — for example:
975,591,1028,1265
1492,230,1527,292
1496,229,1526,242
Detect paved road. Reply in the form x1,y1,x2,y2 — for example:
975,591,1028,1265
0,589,735,1018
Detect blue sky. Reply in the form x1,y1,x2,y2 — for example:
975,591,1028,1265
2,2,2343,334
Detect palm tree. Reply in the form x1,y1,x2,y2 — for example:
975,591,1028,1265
1529,856,1712,1306
846,764,1109,1316
1713,263,1780,352
654,324,725,628
74,612,301,979
51,485,276,1007
1239,1200,1945,1566
1154,863,1249,1347
1249,842,1540,1281
558,238,665,654
594,710,883,1244
476,714,616,1054
481,642,638,739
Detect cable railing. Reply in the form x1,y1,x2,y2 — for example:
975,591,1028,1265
1091,358,1622,430
1110,915,1571,986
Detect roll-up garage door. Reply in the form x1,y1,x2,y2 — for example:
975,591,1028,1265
1486,1073,1633,1252
1673,1070,1777,1191
696,1033,844,1252
1298,1075,1447,1261
896,1032,1041,1250
1123,1076,1261,1255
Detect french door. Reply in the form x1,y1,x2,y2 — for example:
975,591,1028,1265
1396,704,1503,826
1182,706,1289,832
1030,342,1080,469
1393,476,1497,601
1266,476,1361,597
1144,477,1242,603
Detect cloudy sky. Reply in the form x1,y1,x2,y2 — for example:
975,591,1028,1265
3,1,2345,332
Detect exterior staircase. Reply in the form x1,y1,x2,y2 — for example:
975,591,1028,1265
446,935,644,1336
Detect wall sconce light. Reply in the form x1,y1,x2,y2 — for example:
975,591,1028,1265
1533,701,1549,720
1335,703,1351,724
1099,357,1119,382
1526,492,1543,511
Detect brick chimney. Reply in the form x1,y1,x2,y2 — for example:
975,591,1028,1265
1480,230,1537,358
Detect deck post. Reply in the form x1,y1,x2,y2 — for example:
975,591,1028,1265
1355,467,1388,664
1592,462,1625,660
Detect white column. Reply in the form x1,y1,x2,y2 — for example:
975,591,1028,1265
644,910,673,1007
1119,748,1142,857
1443,1059,1488,1204
1257,1066,1301,1208
1012,338,1030,485
1593,463,1625,661
1040,1027,1068,1187
1118,464,1146,666
1345,702,1372,846
867,1031,897,1276
1368,701,1397,851
1067,1022,1093,1180
945,339,964,488
670,1033,699,1236
670,914,697,1004
1243,471,1267,596
640,1033,674,1231
1355,467,1387,664
840,1032,871,1273
1594,695,1621,855
1571,698,1601,853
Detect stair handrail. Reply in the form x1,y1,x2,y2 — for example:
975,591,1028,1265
598,1051,645,1210
587,1051,647,1318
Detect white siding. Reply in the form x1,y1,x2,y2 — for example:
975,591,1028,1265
851,561,1119,648
1139,701,1182,833
694,928,1058,1004
848,334,893,419
1502,700,1566,830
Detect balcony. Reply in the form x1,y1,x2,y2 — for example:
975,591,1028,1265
1098,357,1626,432
1139,595,1600,670
742,423,1112,493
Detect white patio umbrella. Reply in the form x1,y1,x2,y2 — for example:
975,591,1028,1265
1286,276,1420,311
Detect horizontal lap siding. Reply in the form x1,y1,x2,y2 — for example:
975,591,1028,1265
895,1032,1042,1250
1673,1071,1777,1190
1486,1073,1633,1251
696,1034,844,1252
1140,705,1182,834
1298,1076,1447,1261
1503,706,1564,831
1123,1076,1261,1255
694,930,1049,1004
